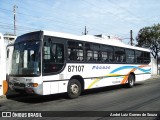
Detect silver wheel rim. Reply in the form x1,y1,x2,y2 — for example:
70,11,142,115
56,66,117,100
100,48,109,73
70,84,79,95
130,78,134,86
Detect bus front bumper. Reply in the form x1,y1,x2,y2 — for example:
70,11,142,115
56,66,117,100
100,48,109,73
9,82,35,94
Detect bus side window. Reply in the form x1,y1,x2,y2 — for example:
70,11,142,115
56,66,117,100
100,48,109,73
102,51,108,62
69,49,77,61
101,45,114,63
135,51,143,63
76,42,84,61
77,49,83,61
143,52,150,64
43,36,64,74
86,43,100,62
86,50,93,61
68,41,77,61
68,41,84,61
114,47,125,63
126,49,135,63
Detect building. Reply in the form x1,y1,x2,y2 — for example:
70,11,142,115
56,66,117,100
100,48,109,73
3,33,16,45
0,33,16,96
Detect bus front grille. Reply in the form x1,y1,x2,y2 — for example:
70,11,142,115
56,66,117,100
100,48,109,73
14,83,25,88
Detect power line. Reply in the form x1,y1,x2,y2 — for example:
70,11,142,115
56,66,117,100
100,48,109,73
0,7,81,28
107,0,151,25
0,24,37,31
0,7,83,35
81,0,144,43
0,4,121,34
82,0,141,28
0,2,131,38
0,21,40,30
0,5,121,35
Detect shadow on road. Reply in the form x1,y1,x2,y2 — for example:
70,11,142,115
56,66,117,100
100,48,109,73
6,83,143,104
6,92,67,103
154,117,160,120
82,83,143,96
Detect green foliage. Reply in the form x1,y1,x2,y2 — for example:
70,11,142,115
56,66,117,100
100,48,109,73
136,24,160,58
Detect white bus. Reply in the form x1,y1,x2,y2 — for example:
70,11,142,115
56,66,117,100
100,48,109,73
8,31,151,98
0,33,7,96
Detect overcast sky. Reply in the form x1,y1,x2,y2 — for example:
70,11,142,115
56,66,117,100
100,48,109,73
0,0,160,44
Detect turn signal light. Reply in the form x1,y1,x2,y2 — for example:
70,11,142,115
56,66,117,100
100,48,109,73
26,83,38,87
33,83,38,87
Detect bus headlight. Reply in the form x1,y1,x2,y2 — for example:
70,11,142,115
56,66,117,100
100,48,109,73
26,83,38,87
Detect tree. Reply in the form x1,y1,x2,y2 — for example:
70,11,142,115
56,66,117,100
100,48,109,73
136,24,160,59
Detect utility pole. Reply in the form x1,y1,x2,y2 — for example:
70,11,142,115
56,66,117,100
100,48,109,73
13,5,18,35
130,30,133,46
82,26,88,35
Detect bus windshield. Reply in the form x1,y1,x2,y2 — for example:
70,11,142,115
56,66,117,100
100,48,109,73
10,40,41,76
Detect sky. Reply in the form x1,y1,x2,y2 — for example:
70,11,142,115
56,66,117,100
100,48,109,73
0,0,160,44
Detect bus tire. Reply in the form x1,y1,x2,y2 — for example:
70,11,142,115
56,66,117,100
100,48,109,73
67,79,81,99
127,74,135,88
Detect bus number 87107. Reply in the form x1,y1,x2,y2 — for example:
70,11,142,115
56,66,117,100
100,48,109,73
68,65,84,72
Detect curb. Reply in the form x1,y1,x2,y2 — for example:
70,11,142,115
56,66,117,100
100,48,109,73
0,89,19,101
150,75,160,79
0,95,7,101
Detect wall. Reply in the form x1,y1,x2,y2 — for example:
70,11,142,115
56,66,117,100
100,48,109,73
151,57,158,75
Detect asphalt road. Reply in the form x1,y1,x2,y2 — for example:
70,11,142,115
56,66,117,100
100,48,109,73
0,77,160,120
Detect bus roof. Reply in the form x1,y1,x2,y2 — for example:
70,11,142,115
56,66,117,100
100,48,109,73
42,30,150,52
16,30,150,52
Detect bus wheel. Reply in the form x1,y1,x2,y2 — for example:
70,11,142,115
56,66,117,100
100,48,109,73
127,74,135,88
67,79,81,99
